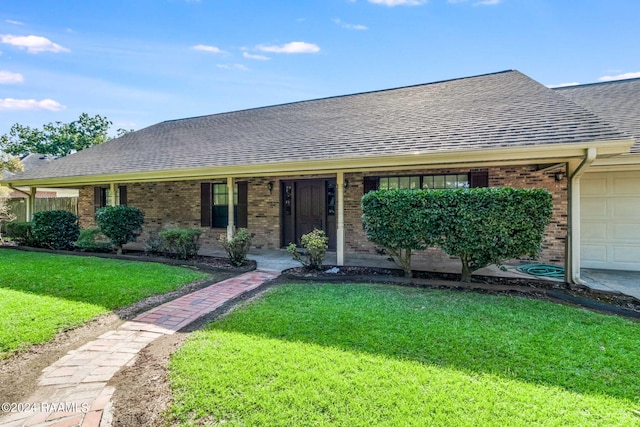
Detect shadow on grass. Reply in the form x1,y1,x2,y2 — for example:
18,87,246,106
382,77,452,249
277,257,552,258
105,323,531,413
207,282,640,403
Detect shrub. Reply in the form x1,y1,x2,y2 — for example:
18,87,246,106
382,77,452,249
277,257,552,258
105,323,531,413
96,205,144,255
75,227,112,252
5,221,32,244
144,232,164,255
0,197,15,242
361,189,440,278
31,210,80,250
221,228,253,267
434,187,553,282
287,229,328,270
159,228,202,260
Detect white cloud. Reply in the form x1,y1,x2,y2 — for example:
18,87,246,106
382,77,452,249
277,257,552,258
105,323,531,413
217,64,249,71
546,82,580,88
0,70,24,84
0,34,69,53
243,52,270,60
368,0,427,6
598,72,640,82
5,19,24,25
257,41,320,54
191,44,226,54
0,98,65,111
333,19,368,30
474,0,501,4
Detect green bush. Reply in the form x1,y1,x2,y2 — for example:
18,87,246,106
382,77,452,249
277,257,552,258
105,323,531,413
287,229,328,270
221,228,253,267
5,221,32,244
144,232,164,255
96,205,144,255
361,187,553,282
434,187,553,282
75,227,112,252
361,189,440,278
159,228,202,260
31,210,80,250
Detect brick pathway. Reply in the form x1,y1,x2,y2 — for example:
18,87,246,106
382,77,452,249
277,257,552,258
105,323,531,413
0,270,279,427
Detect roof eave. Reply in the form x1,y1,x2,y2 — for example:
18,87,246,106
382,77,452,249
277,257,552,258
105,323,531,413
2,139,634,188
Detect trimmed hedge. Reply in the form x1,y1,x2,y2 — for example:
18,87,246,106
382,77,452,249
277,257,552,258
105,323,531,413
5,221,32,244
159,228,202,260
221,228,252,266
362,187,553,281
96,205,144,255
31,210,80,250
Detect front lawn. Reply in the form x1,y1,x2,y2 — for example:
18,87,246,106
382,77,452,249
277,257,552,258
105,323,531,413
0,250,208,358
169,283,640,426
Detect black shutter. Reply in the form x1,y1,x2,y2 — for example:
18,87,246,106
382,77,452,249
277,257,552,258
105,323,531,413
470,171,489,188
237,181,248,228
119,185,128,206
94,187,102,214
363,176,379,194
200,183,212,227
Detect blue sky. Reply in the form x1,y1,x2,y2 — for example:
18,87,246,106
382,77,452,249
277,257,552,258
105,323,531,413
1,0,639,135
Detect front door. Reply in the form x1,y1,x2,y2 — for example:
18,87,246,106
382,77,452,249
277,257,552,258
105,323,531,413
281,179,336,250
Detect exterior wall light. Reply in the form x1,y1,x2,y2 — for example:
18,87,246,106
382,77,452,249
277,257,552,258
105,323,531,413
554,172,565,181
267,181,274,193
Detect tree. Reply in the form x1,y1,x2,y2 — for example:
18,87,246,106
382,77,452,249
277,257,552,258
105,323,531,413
361,189,440,278
0,187,16,242
0,113,129,158
0,151,23,173
96,205,145,255
434,188,553,282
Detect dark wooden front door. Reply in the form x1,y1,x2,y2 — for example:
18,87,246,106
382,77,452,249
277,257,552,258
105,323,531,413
281,179,336,250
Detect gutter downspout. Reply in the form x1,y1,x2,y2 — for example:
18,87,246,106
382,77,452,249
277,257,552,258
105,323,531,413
567,147,597,285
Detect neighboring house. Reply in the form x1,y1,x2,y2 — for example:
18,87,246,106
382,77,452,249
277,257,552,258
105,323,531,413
1,70,637,281
554,78,640,272
2,154,79,198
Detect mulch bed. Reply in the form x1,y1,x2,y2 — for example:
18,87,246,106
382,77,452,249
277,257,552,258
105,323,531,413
282,266,640,320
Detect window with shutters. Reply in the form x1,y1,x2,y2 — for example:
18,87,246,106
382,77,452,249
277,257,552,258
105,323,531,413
93,185,127,213
201,182,248,228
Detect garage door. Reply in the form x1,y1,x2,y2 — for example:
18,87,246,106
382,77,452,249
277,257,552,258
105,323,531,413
581,171,640,271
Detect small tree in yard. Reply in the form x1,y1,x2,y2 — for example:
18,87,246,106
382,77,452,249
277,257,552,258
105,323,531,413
361,189,440,278
435,187,553,282
96,205,144,255
0,191,16,242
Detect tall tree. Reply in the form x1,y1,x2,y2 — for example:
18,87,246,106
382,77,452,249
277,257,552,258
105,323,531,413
0,151,23,173
0,113,125,157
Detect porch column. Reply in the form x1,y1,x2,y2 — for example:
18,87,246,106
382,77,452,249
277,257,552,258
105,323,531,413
109,183,117,206
226,177,235,239
27,187,36,222
336,172,345,266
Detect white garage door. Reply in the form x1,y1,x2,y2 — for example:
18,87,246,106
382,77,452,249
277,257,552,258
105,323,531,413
581,171,640,271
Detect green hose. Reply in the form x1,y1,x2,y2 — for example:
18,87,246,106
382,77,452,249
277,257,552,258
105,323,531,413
516,264,565,278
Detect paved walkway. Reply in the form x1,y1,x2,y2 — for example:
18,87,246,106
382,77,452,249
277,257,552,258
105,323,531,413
0,270,279,427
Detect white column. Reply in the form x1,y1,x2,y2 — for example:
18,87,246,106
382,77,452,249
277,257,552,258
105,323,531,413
336,171,345,266
109,183,117,206
226,176,235,239
27,187,36,221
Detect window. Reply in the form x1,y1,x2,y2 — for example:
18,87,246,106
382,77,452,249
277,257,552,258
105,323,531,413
200,182,248,228
93,185,127,213
364,171,487,194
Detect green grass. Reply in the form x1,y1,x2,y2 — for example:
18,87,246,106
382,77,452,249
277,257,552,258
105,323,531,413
0,250,208,357
169,283,640,426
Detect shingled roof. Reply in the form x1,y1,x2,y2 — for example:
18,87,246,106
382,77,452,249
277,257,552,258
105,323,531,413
554,78,640,154
5,70,631,183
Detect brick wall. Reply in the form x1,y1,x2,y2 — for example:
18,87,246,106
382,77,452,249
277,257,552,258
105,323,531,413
76,164,567,264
